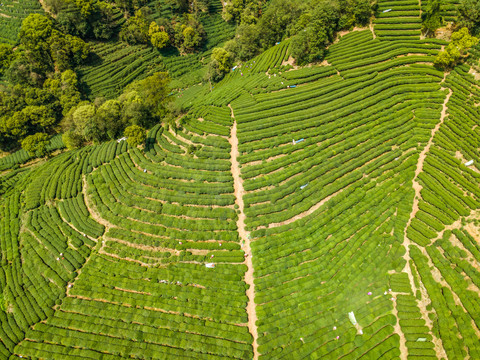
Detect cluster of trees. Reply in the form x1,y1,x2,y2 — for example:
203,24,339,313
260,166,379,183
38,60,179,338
119,7,206,54
0,13,88,152
0,67,83,152
42,0,210,53
61,72,170,149
44,0,122,40
222,0,265,24
434,27,478,68
0,13,172,155
423,0,480,37
458,0,480,36
3,14,89,88
422,0,443,36
208,0,376,80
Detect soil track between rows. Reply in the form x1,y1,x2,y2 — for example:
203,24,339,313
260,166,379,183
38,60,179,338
228,104,259,359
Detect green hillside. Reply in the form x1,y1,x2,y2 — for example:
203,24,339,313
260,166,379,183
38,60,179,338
1,0,480,359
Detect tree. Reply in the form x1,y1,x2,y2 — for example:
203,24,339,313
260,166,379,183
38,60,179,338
124,125,146,147
125,72,171,121
149,22,169,49
232,24,261,60
49,30,89,71
21,133,50,157
19,14,54,71
167,0,189,13
119,10,150,44
257,0,304,48
0,112,28,138
21,105,56,131
62,130,83,150
207,48,234,82
458,0,480,35
434,27,478,69
290,1,340,65
72,103,96,138
223,0,263,23
0,44,14,76
173,14,205,53
190,0,210,14
96,99,123,139
422,0,443,36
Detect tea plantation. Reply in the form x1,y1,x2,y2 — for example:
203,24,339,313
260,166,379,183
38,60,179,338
1,2,480,360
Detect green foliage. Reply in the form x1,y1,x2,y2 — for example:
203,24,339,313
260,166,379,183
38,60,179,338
222,0,263,24
124,124,146,147
0,44,15,76
173,14,206,53
149,22,169,49
434,27,478,69
207,48,234,82
120,9,150,44
21,132,50,157
124,71,171,121
422,0,443,36
15,14,89,84
458,0,480,36
62,130,83,150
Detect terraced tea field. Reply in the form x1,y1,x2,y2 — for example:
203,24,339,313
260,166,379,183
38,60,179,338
0,0,43,44
2,6,480,360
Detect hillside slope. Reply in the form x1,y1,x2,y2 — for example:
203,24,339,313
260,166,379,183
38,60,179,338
2,11,480,360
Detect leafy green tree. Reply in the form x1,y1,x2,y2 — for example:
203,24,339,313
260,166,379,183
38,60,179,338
19,14,55,71
0,44,14,76
119,10,150,44
207,48,234,82
124,125,146,147
0,112,28,138
257,0,304,48
49,30,89,71
458,0,480,35
190,0,210,14
62,129,83,149
290,1,340,65
434,27,478,68
125,72,171,121
167,0,189,13
223,0,263,23
422,0,443,36
149,22,169,49
96,99,123,139
21,133,50,157
173,14,205,53
21,105,56,131
92,2,118,40
72,103,96,137
231,24,260,60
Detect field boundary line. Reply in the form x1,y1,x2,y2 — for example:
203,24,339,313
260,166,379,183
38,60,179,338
229,104,259,359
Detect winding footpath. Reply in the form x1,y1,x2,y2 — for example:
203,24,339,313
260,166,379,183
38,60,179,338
228,105,259,360
400,88,452,360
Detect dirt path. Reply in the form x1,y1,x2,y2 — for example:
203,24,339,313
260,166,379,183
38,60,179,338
369,22,376,40
399,88,452,360
228,104,259,359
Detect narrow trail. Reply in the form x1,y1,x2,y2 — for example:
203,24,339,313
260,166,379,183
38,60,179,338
228,104,259,360
400,88,452,360
369,22,376,39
